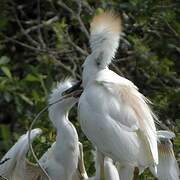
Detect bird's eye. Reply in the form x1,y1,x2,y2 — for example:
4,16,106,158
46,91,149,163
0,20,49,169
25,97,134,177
96,62,100,66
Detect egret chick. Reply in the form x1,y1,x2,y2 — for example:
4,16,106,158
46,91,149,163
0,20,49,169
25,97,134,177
40,79,81,180
0,128,46,180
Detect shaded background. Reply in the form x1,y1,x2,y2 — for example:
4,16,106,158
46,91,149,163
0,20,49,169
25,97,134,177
0,0,179,178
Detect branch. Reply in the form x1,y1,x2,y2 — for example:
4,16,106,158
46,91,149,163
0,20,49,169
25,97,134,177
11,3,40,47
37,0,46,48
57,1,90,39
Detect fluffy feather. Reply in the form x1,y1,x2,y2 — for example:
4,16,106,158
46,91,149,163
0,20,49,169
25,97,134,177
90,11,122,66
150,130,179,180
48,78,74,105
0,128,43,179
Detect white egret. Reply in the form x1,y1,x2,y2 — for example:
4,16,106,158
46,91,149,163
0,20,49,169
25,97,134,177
39,79,82,180
0,128,47,180
0,79,85,180
64,11,159,177
150,130,179,180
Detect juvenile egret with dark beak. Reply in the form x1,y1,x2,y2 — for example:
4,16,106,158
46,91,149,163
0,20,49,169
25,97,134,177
39,79,83,180
63,11,159,178
0,79,85,180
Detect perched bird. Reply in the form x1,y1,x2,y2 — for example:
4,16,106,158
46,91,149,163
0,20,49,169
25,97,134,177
0,128,46,180
63,11,159,177
150,130,179,180
39,79,81,180
0,79,84,180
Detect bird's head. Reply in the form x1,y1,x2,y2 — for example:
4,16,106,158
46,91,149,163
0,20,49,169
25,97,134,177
48,79,82,113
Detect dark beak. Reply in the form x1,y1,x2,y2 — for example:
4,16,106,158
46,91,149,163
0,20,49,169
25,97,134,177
62,80,83,97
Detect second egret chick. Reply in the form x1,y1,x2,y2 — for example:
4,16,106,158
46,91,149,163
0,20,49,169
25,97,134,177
0,128,45,180
150,130,179,180
40,79,81,180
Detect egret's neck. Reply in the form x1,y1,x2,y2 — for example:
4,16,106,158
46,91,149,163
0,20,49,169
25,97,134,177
49,103,69,129
82,61,108,88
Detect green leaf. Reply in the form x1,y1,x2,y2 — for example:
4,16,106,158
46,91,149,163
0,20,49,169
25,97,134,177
18,94,34,105
1,66,12,79
24,74,40,82
0,56,10,65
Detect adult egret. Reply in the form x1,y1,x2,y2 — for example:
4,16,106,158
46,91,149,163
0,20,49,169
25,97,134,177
0,128,46,180
150,130,179,180
63,11,159,176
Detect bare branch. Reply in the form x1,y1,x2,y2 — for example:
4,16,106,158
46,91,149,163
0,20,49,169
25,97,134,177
57,1,90,39
37,0,46,48
11,3,40,47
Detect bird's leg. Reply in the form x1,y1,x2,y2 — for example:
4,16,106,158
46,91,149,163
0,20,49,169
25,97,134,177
78,142,88,179
97,151,105,180
132,167,139,180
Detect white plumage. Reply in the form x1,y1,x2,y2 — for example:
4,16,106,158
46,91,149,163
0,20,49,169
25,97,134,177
78,11,158,176
150,130,179,180
0,128,46,180
40,79,80,180
116,130,180,180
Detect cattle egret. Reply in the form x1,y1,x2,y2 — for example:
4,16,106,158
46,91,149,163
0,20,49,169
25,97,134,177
63,11,159,177
150,130,179,180
39,79,81,180
0,128,46,180
0,79,84,180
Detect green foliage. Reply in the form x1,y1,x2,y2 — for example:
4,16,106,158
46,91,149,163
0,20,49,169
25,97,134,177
0,0,179,178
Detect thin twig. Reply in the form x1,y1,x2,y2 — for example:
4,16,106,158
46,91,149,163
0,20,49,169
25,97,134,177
37,0,46,48
57,1,89,39
10,1,40,47
66,32,89,56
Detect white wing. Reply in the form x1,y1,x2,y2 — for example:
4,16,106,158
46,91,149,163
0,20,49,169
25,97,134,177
150,131,179,180
96,69,158,165
0,128,42,179
39,142,56,165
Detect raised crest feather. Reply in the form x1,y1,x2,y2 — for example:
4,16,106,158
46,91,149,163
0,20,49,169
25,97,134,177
90,11,122,35
89,11,122,66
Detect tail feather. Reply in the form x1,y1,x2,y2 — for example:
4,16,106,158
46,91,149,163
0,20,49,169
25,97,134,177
149,131,179,180
90,11,122,66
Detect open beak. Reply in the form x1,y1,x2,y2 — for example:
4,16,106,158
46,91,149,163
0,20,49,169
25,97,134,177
62,80,83,98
